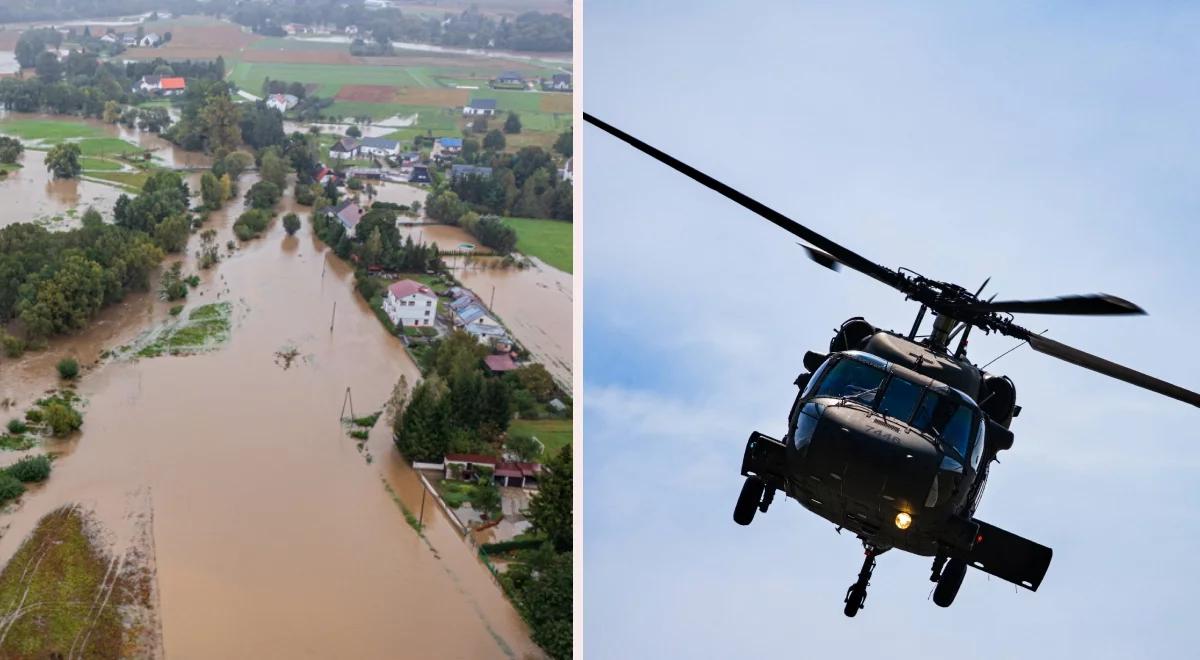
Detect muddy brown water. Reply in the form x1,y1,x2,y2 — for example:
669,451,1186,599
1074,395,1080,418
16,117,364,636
0,179,543,658
397,223,573,387
0,113,212,229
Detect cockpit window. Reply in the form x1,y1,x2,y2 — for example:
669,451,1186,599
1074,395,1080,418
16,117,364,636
812,359,886,403
809,355,979,461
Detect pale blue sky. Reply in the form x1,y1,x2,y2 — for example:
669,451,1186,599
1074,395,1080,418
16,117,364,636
584,2,1200,658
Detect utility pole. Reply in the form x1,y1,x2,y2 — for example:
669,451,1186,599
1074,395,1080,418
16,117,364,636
418,487,427,530
339,387,355,421
490,285,496,310
329,301,336,333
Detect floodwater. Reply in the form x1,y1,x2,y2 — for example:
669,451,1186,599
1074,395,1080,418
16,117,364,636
0,179,541,658
397,223,573,388
0,113,212,229
371,180,428,208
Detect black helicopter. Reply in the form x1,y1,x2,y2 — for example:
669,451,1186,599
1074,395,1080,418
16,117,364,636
584,112,1200,618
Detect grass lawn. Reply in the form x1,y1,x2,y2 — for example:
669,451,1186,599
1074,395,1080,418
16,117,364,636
230,61,429,94
248,37,350,52
0,118,107,141
80,156,123,171
0,508,130,656
503,217,572,273
85,170,151,191
509,418,571,459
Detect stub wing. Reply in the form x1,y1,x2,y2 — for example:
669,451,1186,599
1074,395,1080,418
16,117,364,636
958,519,1053,591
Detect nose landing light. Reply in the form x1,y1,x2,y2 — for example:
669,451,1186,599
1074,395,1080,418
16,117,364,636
895,512,912,530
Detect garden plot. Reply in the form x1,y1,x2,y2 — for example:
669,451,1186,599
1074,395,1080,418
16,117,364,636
119,302,235,359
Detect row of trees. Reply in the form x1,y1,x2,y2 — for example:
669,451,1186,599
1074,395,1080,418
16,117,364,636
431,145,573,222
0,214,165,338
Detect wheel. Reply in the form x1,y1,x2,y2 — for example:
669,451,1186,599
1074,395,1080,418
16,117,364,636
843,585,866,617
933,559,967,608
733,477,765,526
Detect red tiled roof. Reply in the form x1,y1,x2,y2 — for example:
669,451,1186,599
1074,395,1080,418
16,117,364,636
496,461,542,478
387,279,434,300
484,354,517,372
160,77,186,90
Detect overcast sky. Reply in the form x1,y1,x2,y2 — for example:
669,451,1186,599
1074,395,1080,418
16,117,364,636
583,2,1200,658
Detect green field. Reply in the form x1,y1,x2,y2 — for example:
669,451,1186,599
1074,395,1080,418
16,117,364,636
230,61,428,94
509,419,571,459
0,119,142,157
80,157,123,171
504,217,572,273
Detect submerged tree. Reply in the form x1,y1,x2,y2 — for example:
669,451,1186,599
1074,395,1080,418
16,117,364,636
44,143,82,179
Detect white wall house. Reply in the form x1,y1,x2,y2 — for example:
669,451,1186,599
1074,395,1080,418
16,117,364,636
463,99,498,116
266,94,298,112
358,137,401,158
384,280,437,327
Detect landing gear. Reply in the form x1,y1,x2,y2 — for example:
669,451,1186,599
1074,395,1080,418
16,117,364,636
843,546,878,617
733,477,765,526
933,558,967,608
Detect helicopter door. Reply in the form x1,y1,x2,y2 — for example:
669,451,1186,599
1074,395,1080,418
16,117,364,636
960,520,1053,591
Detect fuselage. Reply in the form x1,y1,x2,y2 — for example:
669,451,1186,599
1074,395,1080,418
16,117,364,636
783,347,988,556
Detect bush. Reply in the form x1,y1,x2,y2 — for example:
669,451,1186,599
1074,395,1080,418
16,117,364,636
0,473,24,504
42,401,83,436
56,357,79,380
6,455,50,483
283,212,301,236
24,409,43,424
5,419,26,434
244,180,281,210
233,208,272,241
349,429,369,440
347,177,364,191
1,333,26,358
170,304,184,316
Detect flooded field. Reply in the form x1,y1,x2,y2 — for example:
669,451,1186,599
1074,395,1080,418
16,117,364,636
0,181,540,657
0,113,212,229
396,223,573,387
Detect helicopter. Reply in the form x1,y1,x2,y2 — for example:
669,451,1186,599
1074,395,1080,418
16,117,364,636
583,112,1200,618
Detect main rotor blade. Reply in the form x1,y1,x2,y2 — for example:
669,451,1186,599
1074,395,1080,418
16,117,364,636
1024,334,1200,407
957,294,1145,316
584,112,907,291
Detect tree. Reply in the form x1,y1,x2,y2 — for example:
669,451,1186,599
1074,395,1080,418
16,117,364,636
43,400,83,436
221,151,254,180
259,147,289,189
504,112,522,134
553,129,572,158
200,172,224,210
283,212,301,236
346,125,362,138
200,93,243,156
245,181,281,210
528,445,572,552
514,363,557,402
364,227,383,265
102,100,121,124
153,213,190,253
483,129,506,151
34,51,61,83
473,478,501,518
45,143,82,179
0,137,23,164
159,262,188,301
506,434,541,462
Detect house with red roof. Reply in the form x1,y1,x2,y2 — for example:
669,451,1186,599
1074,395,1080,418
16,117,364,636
136,75,186,96
484,353,518,373
383,279,437,328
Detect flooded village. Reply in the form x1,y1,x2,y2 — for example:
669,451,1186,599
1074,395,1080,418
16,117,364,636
0,2,572,658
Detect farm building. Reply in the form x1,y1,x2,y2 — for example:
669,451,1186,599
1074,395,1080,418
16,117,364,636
433,137,462,158
463,99,498,116
347,167,383,180
267,94,299,112
465,321,509,345
484,353,519,374
383,279,437,328
358,137,401,158
135,76,186,95
139,33,161,47
495,462,541,488
492,71,526,88
409,164,432,184
329,137,361,160
542,73,572,91
99,33,118,44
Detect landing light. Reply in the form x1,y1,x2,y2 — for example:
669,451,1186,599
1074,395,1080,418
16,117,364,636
894,512,912,530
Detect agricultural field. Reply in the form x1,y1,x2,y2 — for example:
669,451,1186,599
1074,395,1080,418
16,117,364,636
504,217,573,273
0,119,142,157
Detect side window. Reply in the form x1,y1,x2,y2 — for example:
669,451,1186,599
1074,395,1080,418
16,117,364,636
969,416,985,470
800,357,836,399
791,402,823,450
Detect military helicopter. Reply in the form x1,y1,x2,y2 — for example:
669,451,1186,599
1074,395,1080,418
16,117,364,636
584,112,1200,617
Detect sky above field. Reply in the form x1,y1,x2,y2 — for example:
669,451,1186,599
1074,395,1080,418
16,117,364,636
583,2,1200,658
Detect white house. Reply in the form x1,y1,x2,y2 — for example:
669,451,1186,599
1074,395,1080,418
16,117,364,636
358,137,401,158
140,33,161,47
266,93,299,112
329,137,360,160
462,98,498,116
99,33,119,44
560,157,573,182
383,279,437,328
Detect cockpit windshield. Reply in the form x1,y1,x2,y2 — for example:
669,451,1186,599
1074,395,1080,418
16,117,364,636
809,355,979,459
